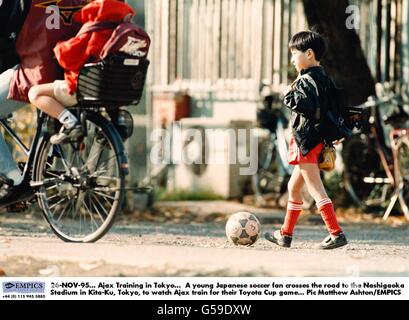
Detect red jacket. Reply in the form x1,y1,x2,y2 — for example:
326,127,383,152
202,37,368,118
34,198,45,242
8,0,89,102
54,0,135,94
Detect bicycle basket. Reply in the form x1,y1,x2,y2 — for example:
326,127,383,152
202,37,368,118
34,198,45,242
77,54,150,107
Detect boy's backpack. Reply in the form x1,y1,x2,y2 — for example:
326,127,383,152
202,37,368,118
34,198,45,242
300,74,352,143
75,21,151,106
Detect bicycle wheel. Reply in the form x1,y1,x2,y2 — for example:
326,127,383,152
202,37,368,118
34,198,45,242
395,136,409,216
251,136,287,196
342,135,390,208
33,112,126,242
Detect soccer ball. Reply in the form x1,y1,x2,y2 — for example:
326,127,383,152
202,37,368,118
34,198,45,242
225,211,261,246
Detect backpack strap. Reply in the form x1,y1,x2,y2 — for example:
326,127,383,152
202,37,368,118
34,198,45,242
298,73,321,121
76,21,120,37
299,74,319,97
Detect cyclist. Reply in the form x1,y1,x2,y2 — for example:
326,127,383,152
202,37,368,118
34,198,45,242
0,0,92,201
264,31,348,249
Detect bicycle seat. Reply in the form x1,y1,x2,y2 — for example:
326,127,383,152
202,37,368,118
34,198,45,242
257,108,282,132
77,54,150,108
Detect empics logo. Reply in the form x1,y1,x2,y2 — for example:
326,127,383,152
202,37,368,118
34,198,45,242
4,282,15,290
2,281,45,294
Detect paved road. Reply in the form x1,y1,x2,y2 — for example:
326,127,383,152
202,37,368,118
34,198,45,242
0,209,408,277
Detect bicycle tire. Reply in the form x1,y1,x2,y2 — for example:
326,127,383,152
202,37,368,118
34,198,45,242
33,112,126,242
395,136,409,215
342,135,389,208
251,136,287,196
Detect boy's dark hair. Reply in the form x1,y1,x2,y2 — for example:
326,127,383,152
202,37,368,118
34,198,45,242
289,31,327,61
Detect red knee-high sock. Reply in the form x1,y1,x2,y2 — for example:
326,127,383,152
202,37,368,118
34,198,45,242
281,201,303,236
317,198,342,236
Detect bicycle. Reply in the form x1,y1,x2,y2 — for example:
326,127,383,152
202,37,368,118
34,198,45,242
342,83,409,220
0,54,150,242
252,84,314,209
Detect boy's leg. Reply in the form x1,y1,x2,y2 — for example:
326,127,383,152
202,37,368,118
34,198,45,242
28,83,83,144
298,163,342,235
265,166,305,247
299,163,347,249
0,66,27,186
282,165,304,235
28,83,65,118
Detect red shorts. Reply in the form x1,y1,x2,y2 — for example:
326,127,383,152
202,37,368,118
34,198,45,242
288,136,323,165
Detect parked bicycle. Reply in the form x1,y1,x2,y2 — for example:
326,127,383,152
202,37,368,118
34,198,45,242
252,84,313,208
342,83,409,220
0,54,150,242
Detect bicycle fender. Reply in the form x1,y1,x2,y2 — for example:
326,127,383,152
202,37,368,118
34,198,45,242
86,111,130,176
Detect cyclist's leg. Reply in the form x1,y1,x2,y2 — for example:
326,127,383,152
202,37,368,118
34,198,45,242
0,66,27,185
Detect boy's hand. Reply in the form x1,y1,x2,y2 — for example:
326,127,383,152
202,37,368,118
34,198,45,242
332,138,345,146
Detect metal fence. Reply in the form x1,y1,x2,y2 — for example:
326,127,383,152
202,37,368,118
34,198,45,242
145,0,409,96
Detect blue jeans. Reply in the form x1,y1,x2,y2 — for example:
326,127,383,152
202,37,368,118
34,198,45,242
0,66,27,183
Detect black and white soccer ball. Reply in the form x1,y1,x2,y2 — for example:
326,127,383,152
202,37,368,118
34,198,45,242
225,211,261,246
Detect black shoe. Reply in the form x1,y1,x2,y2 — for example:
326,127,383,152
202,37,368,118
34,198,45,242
50,124,85,145
0,173,14,199
0,179,35,207
319,232,348,250
264,230,292,248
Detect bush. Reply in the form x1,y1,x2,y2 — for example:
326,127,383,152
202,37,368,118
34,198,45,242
323,171,351,207
156,188,224,201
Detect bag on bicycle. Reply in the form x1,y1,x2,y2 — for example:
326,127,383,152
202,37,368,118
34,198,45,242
53,0,151,106
76,20,151,106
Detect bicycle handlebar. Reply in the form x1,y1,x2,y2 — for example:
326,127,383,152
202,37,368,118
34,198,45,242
353,92,405,110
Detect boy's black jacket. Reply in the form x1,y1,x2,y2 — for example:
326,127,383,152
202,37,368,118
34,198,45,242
284,66,332,156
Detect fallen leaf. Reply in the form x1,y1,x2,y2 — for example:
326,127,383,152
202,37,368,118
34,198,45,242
39,265,60,277
79,262,101,271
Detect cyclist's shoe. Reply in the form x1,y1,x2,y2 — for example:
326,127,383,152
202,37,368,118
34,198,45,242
50,124,85,145
6,201,29,213
264,230,292,248
318,232,348,250
0,173,14,199
0,178,34,206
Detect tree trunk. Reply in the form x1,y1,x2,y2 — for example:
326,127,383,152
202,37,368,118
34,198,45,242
302,0,375,105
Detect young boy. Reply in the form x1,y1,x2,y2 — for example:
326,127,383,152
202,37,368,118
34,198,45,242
264,31,348,250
